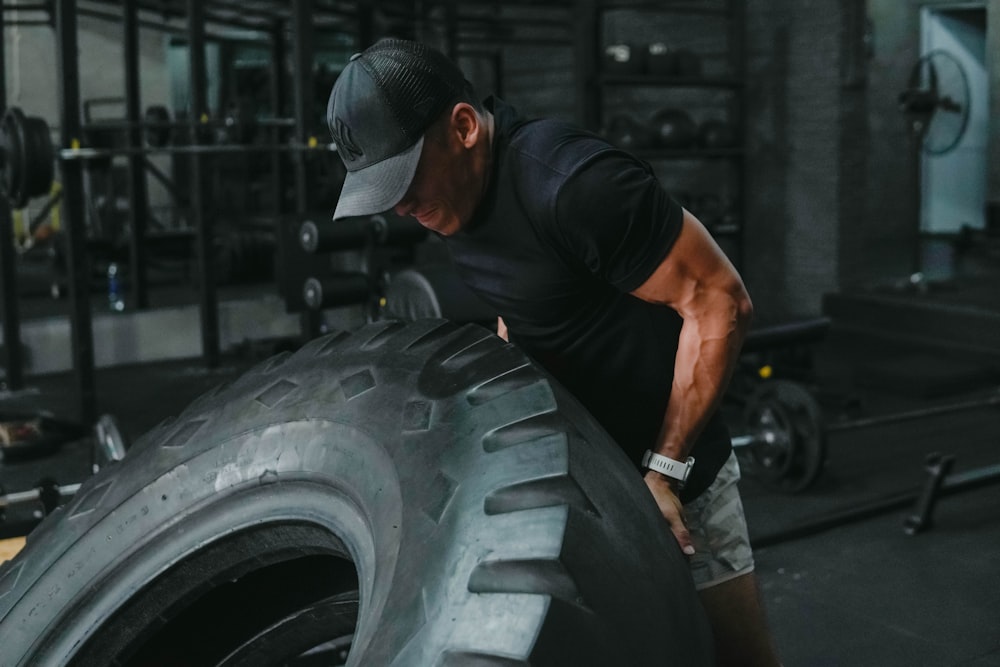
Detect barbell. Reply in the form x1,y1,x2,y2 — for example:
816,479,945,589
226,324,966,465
731,380,1000,494
0,480,82,523
88,105,298,148
0,105,336,208
0,413,127,531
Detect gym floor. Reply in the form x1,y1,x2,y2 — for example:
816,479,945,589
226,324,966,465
1,311,998,665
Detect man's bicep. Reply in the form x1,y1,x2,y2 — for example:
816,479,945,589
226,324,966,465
630,209,744,316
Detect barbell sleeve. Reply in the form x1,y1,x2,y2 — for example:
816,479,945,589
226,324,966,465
299,218,371,253
370,213,429,246
302,274,372,310
0,483,81,510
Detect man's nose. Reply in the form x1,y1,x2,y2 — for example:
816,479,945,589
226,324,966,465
394,196,413,217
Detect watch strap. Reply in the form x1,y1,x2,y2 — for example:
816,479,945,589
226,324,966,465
641,450,695,484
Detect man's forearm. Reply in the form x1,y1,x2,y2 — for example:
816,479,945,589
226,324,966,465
652,295,752,465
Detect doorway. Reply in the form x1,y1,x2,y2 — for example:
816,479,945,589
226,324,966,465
919,5,989,235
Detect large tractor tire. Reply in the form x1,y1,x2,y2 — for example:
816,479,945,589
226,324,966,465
0,320,713,666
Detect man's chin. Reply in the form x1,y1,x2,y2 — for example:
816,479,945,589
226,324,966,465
416,214,463,236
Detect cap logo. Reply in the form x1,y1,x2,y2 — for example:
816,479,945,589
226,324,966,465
331,117,363,162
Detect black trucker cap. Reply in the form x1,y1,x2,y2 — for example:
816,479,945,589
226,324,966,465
327,39,469,220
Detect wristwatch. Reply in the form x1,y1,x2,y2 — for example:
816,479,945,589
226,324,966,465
641,450,695,486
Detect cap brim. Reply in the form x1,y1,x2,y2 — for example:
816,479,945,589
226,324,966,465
333,136,424,220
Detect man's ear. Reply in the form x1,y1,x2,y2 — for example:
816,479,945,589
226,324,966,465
450,103,480,148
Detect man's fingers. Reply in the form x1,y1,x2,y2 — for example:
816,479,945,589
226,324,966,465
659,497,695,556
497,316,508,341
670,519,696,556
644,473,696,557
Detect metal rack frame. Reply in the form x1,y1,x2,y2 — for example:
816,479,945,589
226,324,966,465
1,0,581,422
1,0,361,421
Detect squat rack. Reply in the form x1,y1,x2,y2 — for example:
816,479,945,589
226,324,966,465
1,0,362,422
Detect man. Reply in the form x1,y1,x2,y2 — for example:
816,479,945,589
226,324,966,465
328,38,781,666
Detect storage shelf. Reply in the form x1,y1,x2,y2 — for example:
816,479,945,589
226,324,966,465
599,74,743,89
631,147,743,160
599,3,731,16
580,0,746,269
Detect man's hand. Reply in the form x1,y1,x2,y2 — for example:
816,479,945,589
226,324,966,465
643,471,696,556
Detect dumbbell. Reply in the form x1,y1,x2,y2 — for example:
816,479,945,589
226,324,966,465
730,380,827,493
299,214,427,254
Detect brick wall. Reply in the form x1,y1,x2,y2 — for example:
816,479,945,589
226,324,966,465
743,0,843,321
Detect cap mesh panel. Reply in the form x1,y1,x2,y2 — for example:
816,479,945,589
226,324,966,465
362,40,466,141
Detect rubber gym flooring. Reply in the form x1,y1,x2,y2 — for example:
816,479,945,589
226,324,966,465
1,325,998,666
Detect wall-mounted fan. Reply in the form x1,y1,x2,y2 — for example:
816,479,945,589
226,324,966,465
897,49,970,155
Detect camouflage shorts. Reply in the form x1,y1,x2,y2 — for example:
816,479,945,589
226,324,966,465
684,451,755,590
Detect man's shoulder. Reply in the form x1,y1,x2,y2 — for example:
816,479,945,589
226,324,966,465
498,118,619,227
507,117,613,180
489,98,616,188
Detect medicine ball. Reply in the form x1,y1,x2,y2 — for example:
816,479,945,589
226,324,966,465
647,42,675,76
698,120,738,148
604,114,653,150
650,109,697,149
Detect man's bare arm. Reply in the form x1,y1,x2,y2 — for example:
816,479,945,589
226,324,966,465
630,208,753,552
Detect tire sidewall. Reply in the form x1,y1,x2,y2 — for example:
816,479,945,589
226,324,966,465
0,420,400,666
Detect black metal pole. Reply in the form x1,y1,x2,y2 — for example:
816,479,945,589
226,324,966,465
55,0,97,422
492,50,504,99
124,0,149,309
269,21,286,217
188,0,219,367
291,0,322,339
573,0,599,132
827,390,1000,433
444,0,458,62
752,460,1000,549
0,6,25,391
0,197,24,390
0,5,5,117
741,317,830,353
731,0,747,272
903,453,955,535
291,0,313,215
358,0,375,49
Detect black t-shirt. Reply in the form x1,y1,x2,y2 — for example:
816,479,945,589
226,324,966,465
444,98,731,501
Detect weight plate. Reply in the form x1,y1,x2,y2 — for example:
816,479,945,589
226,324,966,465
741,380,826,493
144,105,172,148
1,107,54,209
24,115,55,204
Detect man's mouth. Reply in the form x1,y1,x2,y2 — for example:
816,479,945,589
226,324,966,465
413,208,437,223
